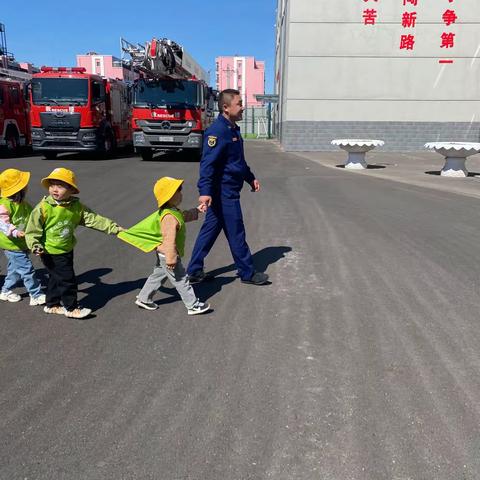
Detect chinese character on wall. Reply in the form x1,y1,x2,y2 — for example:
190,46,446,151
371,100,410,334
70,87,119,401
440,1,457,62
362,0,379,26
400,0,417,50
361,0,459,64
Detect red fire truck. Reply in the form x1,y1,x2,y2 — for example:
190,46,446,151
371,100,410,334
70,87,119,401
121,37,216,161
29,67,132,159
0,23,32,156
0,69,31,156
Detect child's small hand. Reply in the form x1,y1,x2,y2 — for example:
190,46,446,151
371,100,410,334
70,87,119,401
166,261,177,271
117,226,125,232
197,203,208,213
16,231,25,238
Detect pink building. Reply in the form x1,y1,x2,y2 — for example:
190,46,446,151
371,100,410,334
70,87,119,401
19,62,38,74
76,53,137,81
215,56,265,107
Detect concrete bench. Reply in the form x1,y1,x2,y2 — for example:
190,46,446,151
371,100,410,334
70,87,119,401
331,139,384,169
424,142,480,177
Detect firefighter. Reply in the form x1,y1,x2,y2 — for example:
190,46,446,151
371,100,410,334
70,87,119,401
187,89,269,286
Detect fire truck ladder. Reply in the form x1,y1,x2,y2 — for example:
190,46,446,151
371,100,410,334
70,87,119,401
120,37,190,79
0,23,31,81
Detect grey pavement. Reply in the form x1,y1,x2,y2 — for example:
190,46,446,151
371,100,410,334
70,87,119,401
296,148,480,200
1,142,480,479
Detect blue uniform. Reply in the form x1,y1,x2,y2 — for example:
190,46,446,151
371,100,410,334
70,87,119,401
187,114,256,280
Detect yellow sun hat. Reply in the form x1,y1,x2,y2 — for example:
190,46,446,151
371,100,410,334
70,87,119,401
153,177,184,207
0,168,31,198
41,167,79,194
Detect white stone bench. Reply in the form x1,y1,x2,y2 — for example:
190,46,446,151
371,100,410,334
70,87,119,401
331,139,385,169
424,142,480,177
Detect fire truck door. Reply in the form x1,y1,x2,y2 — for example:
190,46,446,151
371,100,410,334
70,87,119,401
109,87,122,127
0,86,4,127
9,85,26,134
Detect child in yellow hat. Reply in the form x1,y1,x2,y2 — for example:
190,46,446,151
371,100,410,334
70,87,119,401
118,177,211,315
25,167,123,320
0,168,45,305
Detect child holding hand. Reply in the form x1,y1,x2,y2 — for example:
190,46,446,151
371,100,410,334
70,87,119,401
25,168,123,319
119,177,210,315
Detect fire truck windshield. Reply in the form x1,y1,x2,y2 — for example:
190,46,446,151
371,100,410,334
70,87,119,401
134,79,199,108
32,78,89,106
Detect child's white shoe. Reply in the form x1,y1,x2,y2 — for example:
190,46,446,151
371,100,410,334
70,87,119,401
135,298,158,310
64,307,92,319
43,305,66,315
30,294,46,306
187,301,211,316
0,291,21,302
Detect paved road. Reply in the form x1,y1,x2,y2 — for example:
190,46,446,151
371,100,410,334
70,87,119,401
1,143,480,480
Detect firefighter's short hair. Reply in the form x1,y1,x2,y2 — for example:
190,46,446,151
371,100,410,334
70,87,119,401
218,89,240,113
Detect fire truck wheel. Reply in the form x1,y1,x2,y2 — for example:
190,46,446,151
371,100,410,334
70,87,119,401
5,128,20,156
139,148,153,161
43,151,57,160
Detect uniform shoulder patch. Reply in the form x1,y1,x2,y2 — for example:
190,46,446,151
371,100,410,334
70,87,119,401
207,136,217,148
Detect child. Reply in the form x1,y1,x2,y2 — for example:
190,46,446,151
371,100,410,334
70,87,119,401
25,167,123,319
0,168,45,305
118,176,210,315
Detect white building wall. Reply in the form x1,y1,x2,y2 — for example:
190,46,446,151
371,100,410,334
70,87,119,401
276,0,480,150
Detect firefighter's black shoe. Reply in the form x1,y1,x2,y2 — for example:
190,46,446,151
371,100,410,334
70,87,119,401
241,272,269,285
188,271,214,284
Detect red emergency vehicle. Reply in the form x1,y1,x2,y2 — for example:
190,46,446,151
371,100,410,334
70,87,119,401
0,22,32,156
121,38,216,161
0,77,30,156
29,67,132,159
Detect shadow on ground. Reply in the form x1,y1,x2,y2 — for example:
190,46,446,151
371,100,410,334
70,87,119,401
144,150,201,163
336,164,386,169
40,147,135,162
192,245,292,301
425,170,480,177
74,268,146,309
28,246,292,308
207,245,292,277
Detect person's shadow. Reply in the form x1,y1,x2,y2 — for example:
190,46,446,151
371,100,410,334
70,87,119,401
5,268,142,308
193,245,292,301
30,246,292,307
75,268,146,310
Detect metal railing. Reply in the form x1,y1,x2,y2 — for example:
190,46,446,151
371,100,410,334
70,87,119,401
213,106,276,138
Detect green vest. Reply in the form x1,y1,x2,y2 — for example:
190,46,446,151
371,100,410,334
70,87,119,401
0,198,32,251
118,207,186,256
41,200,84,254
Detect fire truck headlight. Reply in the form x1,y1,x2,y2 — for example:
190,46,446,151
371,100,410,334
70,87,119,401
83,132,97,139
187,135,201,145
187,121,194,128
134,132,145,144
31,130,42,138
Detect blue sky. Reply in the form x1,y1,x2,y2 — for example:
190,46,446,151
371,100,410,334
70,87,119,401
3,0,277,92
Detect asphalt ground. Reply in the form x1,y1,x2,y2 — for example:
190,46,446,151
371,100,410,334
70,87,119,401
1,143,480,479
